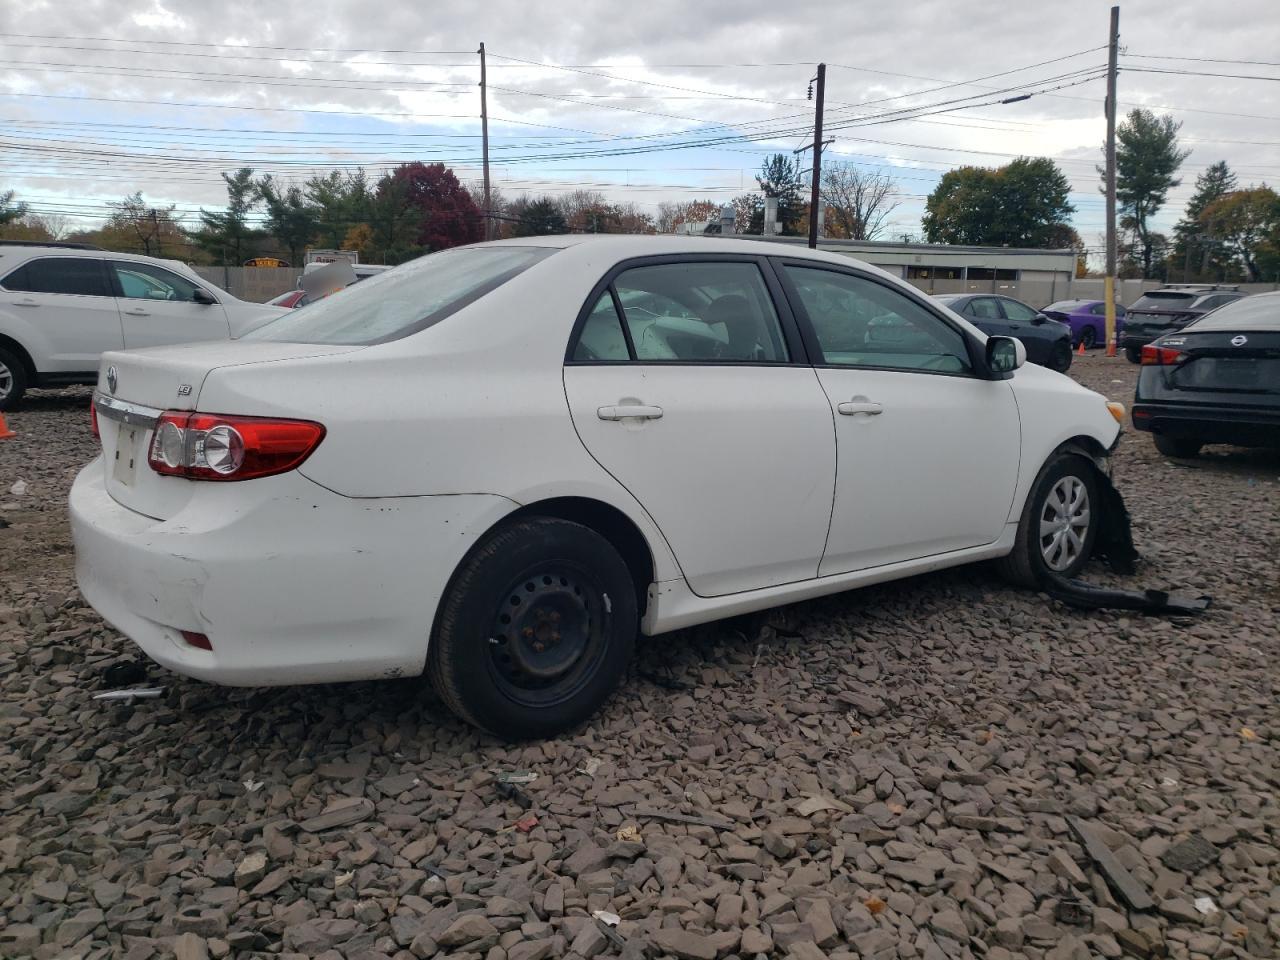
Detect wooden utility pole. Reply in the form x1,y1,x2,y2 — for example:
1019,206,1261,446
479,42,492,241
808,63,826,250
1103,6,1119,356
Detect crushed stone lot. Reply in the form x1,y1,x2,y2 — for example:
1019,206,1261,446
1,355,1277,960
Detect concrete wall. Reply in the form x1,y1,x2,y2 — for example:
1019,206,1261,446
193,266,302,303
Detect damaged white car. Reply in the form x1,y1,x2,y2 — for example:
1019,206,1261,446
71,237,1126,737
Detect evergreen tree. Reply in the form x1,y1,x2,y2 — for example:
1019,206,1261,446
1171,161,1236,280
1104,109,1190,278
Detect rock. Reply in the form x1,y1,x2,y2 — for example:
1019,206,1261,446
803,898,838,947
762,828,796,859
35,792,93,817
994,917,1024,948
929,909,968,942
173,933,210,960
1048,849,1089,888
55,907,104,945
787,943,827,960
507,939,555,960
33,879,68,902
297,797,375,832
175,907,228,938
438,914,500,950
562,843,610,877
234,851,268,889
1160,836,1219,874
652,928,717,960
1115,927,1164,959
282,919,361,953
1157,899,1202,924
569,924,608,959
0,925,41,955
741,927,773,954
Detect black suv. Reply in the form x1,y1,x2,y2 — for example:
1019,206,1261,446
1121,285,1246,363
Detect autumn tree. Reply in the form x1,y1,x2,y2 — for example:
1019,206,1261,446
820,164,899,240
306,170,373,248
1103,109,1190,278
923,157,1074,247
1172,161,1236,280
1201,186,1280,281
102,192,187,258
387,162,482,253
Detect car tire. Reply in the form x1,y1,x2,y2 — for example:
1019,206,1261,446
0,346,28,412
1050,340,1073,373
1080,326,1097,349
996,453,1100,588
1153,434,1202,458
428,517,637,739
1124,346,1142,364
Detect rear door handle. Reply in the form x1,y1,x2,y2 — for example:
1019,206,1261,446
11,298,38,307
597,404,663,421
124,307,151,316
837,399,883,416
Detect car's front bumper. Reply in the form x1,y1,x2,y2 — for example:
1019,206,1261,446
70,458,516,686
1132,402,1280,447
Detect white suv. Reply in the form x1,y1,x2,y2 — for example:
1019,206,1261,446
0,242,286,409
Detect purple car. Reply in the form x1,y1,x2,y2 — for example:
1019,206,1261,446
1042,300,1126,349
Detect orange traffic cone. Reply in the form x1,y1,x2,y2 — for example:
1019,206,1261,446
0,414,14,440
1077,340,1086,356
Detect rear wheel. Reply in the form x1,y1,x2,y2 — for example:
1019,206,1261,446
1080,326,1098,349
997,453,1100,587
428,517,636,739
1125,346,1142,364
0,347,28,412
1050,340,1073,373
1153,434,1202,458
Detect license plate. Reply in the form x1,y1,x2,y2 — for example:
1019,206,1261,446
112,427,140,486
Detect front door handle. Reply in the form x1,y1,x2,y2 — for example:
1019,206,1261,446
124,307,151,316
597,404,663,421
11,298,38,307
837,399,883,416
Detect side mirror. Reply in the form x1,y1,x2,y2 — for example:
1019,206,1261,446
1032,313,1046,325
986,335,1026,376
192,287,217,305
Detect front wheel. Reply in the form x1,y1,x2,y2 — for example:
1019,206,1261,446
0,346,28,411
428,517,637,739
1125,346,1142,364
997,453,1100,588
1153,434,1202,458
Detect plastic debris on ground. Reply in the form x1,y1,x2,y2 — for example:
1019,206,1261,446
92,688,165,702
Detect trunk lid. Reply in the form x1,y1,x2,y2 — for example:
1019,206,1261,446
94,341,361,519
1155,330,1280,406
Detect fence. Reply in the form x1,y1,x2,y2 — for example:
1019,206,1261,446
193,266,302,303
903,275,1280,309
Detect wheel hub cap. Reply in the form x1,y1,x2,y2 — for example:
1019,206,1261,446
1039,476,1090,572
490,573,593,689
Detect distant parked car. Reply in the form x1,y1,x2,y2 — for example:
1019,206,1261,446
267,289,309,309
0,241,286,410
935,294,1074,372
1133,291,1280,457
1121,285,1246,363
1042,299,1126,350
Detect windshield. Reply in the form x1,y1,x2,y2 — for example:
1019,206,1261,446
244,246,555,345
1185,295,1277,331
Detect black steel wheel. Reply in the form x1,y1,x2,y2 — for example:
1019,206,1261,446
1080,326,1098,349
429,517,636,739
1050,340,1073,373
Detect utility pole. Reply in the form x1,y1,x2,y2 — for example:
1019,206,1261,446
807,62,826,250
1103,6,1119,356
478,42,492,241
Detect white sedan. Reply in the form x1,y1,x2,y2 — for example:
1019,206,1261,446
71,237,1125,737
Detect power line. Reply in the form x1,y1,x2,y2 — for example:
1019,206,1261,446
1122,65,1280,82
1124,53,1280,68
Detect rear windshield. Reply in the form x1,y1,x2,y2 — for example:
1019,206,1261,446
244,246,555,345
1185,295,1278,331
1131,292,1196,310
1044,300,1085,312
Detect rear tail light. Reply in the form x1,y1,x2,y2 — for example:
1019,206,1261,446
148,412,324,481
180,630,213,651
1140,345,1185,366
90,399,99,438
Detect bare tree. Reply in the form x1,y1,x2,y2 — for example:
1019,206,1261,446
820,163,900,240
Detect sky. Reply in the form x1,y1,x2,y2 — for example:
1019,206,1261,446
2,0,1278,257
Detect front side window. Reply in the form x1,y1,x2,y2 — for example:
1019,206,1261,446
784,265,971,374
1,257,111,297
246,246,555,346
111,262,204,302
607,261,789,362
1001,299,1039,322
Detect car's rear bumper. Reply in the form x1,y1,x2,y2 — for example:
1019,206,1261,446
70,458,516,686
1132,402,1280,447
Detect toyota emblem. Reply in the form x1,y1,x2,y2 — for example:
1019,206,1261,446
1231,335,1248,346
106,365,118,395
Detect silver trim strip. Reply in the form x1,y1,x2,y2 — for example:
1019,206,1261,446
93,392,163,429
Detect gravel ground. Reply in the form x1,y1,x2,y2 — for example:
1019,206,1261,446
1,356,1277,960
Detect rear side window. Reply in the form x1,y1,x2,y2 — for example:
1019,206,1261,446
2,257,111,297
573,294,630,361
1001,299,1039,322
965,298,1002,320
245,247,555,345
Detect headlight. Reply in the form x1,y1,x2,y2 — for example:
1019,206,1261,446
1106,401,1126,424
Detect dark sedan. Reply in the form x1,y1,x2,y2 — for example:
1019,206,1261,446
935,294,1073,372
1133,292,1280,457
1121,285,1246,363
